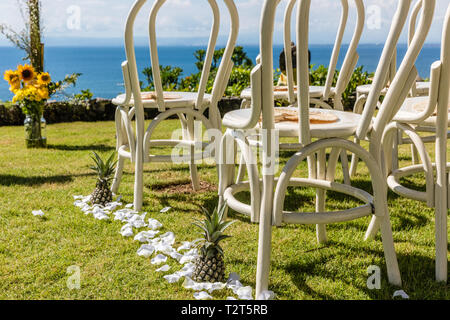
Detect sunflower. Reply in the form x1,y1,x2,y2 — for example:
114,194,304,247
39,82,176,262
22,85,40,101
18,64,35,82
12,89,25,104
3,70,20,86
9,81,20,93
37,72,51,85
37,87,49,100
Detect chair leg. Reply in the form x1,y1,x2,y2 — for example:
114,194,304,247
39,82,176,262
111,156,125,194
218,131,236,220
256,175,274,299
379,213,402,286
189,161,200,191
340,150,351,185
316,149,328,243
134,151,143,212
364,215,380,241
391,130,400,172
218,162,234,220
235,153,246,184
411,144,420,165
349,138,360,177
187,114,200,191
434,161,447,282
349,94,367,178
435,200,448,282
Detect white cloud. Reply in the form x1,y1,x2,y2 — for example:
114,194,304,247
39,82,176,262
0,0,446,46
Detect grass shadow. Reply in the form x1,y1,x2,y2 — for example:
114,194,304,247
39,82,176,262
147,187,219,214
47,144,115,152
0,173,95,186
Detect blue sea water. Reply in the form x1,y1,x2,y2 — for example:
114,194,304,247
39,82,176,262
0,44,441,102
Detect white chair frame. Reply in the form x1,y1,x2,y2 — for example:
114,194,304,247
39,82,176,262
378,4,450,283
112,0,239,210
219,0,435,298
350,0,432,176
235,0,365,187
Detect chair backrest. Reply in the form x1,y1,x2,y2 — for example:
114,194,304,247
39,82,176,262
356,0,435,144
376,1,426,94
283,0,364,108
257,0,434,154
368,0,435,161
409,0,424,49
395,2,448,124
408,0,423,96
439,5,450,110
430,4,450,126
121,0,239,113
149,0,239,112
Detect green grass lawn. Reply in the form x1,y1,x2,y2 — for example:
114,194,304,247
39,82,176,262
0,120,448,300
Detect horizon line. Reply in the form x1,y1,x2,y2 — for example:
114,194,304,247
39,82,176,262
0,42,441,48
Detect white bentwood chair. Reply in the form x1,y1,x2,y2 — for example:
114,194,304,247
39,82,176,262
240,0,362,110
237,0,365,186
111,0,239,210
376,4,449,283
350,0,432,176
218,0,435,298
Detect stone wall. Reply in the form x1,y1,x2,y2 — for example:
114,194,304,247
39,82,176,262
0,97,244,126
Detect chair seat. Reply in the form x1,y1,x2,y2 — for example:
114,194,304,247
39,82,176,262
112,91,212,108
223,107,363,138
414,81,431,94
394,96,450,125
240,86,325,100
357,82,430,96
356,84,388,96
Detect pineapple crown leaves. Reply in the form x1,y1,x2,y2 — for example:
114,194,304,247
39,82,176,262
90,151,117,182
192,205,235,258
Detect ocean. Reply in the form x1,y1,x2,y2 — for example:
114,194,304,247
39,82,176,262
0,44,441,102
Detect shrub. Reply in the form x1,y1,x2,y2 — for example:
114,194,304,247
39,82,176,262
142,66,183,91
74,89,94,101
310,64,373,110
141,46,254,97
225,66,251,97
140,47,372,111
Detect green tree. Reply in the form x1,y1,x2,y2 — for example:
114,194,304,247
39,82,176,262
142,65,184,91
231,46,253,68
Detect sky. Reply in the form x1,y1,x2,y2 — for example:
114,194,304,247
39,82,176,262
0,0,447,47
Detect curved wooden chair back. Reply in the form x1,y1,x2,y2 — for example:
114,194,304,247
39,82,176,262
121,0,239,115
119,0,239,159
283,0,364,108
408,0,438,97
149,0,239,112
368,0,435,158
356,0,435,147
254,0,434,152
439,6,450,106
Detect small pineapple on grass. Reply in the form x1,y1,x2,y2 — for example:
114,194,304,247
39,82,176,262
90,152,117,206
192,205,235,283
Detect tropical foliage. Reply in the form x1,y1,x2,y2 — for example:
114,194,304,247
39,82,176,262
141,47,372,110
310,65,373,110
141,46,254,97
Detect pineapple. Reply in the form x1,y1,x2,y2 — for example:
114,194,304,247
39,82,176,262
192,205,235,283
90,152,117,206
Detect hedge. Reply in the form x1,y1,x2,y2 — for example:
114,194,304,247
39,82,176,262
0,97,243,127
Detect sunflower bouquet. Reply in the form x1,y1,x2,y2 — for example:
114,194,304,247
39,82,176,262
4,64,54,147
4,64,53,114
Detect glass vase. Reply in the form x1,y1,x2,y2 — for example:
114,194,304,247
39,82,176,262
24,114,47,148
